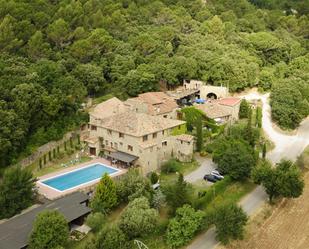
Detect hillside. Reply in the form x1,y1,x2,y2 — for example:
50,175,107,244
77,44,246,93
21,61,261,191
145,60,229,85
0,0,308,167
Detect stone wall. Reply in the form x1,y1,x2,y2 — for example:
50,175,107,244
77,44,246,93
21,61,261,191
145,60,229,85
17,131,80,168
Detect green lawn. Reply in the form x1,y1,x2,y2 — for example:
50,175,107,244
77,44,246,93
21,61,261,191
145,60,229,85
31,155,92,177
160,160,200,183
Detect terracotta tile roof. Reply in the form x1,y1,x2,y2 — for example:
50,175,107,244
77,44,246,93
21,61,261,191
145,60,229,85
127,92,178,115
99,111,185,137
195,103,232,119
217,97,241,107
91,97,127,119
175,134,194,142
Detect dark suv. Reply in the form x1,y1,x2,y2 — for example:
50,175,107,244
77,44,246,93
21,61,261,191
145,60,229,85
203,174,217,183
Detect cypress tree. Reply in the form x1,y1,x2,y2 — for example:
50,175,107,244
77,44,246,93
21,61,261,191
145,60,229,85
262,143,267,159
70,137,73,148
246,108,254,146
196,117,203,152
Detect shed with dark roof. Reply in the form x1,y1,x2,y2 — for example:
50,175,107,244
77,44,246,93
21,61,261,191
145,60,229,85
0,192,91,249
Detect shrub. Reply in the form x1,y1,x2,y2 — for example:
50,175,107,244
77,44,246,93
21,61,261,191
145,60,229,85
85,212,106,232
161,159,180,174
166,205,204,248
199,151,207,157
150,171,159,184
152,189,166,210
119,197,158,239
96,225,128,249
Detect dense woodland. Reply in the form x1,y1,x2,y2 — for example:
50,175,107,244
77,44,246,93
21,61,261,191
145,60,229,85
0,0,308,168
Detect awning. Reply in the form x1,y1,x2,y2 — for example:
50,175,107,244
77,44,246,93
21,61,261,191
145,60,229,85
109,151,138,163
195,98,206,104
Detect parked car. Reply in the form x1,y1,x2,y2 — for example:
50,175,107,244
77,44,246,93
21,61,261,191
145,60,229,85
215,168,225,175
203,174,217,183
211,171,224,180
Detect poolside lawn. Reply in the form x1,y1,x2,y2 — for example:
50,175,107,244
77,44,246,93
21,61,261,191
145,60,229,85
33,156,92,177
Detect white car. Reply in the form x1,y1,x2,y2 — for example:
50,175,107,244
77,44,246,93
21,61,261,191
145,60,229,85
211,171,224,180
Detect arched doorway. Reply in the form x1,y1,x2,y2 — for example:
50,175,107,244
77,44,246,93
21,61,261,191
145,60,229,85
206,92,217,99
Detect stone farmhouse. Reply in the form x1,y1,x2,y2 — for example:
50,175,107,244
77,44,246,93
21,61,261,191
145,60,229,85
182,80,241,124
83,95,194,175
195,97,241,124
124,91,179,119
184,80,229,99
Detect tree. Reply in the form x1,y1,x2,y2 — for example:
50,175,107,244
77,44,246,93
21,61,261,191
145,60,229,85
91,173,117,213
119,197,158,239
96,225,128,249
166,205,204,248
163,173,192,214
255,106,262,128
245,108,255,146
239,99,250,119
116,169,153,203
0,167,36,219
152,189,166,210
252,160,304,203
73,63,106,95
27,31,51,60
213,139,257,180
0,15,22,52
262,143,267,159
214,203,248,244
29,210,69,249
85,212,106,232
196,116,203,152
47,18,70,49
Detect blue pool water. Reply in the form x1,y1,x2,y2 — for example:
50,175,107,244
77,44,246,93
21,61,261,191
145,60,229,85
42,164,118,191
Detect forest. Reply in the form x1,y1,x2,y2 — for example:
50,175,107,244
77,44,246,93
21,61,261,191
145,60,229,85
0,0,308,168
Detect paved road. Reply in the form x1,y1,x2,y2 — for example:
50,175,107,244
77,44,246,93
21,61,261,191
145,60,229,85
187,90,309,249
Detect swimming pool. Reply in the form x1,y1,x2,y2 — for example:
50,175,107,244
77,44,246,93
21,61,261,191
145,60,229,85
41,163,119,192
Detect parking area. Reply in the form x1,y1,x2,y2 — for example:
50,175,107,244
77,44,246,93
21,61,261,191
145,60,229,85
184,156,217,185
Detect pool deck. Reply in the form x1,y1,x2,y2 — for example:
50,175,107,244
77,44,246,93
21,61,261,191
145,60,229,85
36,158,126,200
